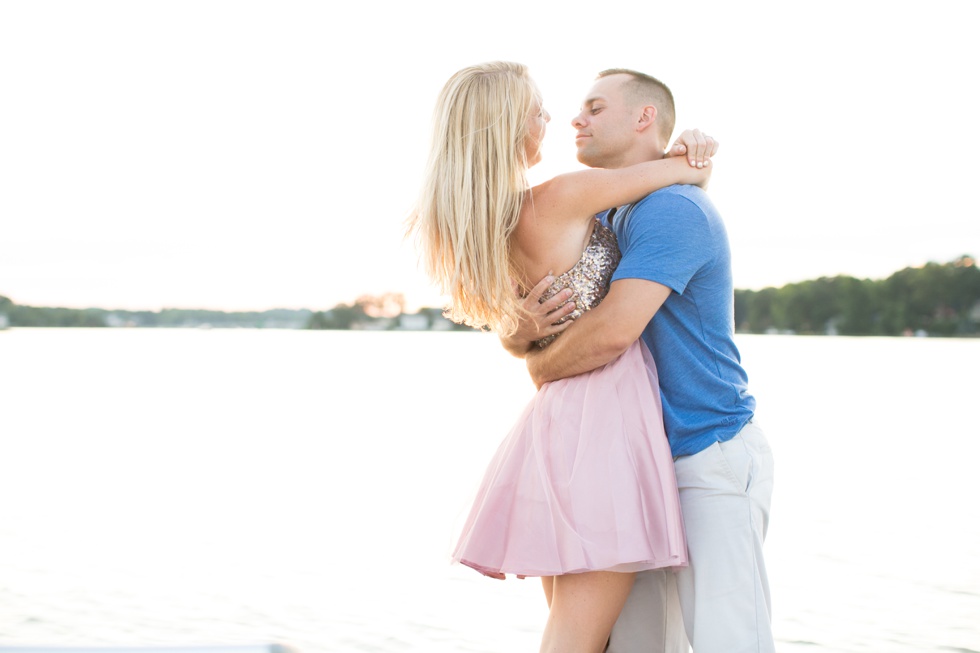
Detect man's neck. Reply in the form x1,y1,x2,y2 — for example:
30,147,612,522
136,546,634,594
607,147,667,170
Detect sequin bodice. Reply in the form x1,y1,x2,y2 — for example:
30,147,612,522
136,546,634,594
535,219,621,348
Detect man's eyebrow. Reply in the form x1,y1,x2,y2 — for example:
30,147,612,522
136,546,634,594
583,95,605,107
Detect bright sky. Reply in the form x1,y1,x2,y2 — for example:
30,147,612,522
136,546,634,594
1,1,977,311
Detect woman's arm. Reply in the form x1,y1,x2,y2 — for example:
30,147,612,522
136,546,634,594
546,130,718,220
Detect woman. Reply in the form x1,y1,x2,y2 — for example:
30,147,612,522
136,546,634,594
410,62,714,652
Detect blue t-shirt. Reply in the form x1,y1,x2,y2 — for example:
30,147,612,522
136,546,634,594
605,184,755,458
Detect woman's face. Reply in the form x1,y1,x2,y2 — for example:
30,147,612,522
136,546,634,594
523,93,550,168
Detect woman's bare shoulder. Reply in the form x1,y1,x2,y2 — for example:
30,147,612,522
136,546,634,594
526,174,595,226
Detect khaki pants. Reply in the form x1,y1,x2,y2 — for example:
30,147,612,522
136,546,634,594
606,568,688,653
608,422,775,653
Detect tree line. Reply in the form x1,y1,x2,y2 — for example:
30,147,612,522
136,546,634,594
0,298,313,329
3,256,978,335
734,255,980,336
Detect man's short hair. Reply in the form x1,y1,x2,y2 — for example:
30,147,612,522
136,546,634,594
597,68,675,144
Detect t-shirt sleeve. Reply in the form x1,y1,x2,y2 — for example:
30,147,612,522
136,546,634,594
611,191,712,294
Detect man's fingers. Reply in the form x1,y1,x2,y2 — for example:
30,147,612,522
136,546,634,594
555,298,577,318
525,274,555,303
516,278,579,341
544,319,575,337
536,288,574,315
538,306,578,338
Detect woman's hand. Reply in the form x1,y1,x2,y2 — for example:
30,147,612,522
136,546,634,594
499,275,577,358
666,150,714,190
668,129,719,169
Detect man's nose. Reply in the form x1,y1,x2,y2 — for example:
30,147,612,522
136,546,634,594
571,112,586,129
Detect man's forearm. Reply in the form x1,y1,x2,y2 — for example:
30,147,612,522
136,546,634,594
499,333,533,359
525,278,671,387
526,309,632,386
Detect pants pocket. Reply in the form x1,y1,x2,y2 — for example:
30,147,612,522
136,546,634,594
716,436,753,494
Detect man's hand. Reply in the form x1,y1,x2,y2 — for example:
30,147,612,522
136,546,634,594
499,275,577,358
668,128,719,169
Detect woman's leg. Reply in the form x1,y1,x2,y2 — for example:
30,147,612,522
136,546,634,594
541,576,555,608
539,571,635,653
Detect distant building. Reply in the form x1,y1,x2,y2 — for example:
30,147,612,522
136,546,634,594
825,316,841,336
970,300,980,324
105,313,138,328
398,313,430,330
352,317,395,331
430,316,455,331
397,307,459,331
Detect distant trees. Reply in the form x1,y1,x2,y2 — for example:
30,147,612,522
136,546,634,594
0,300,107,327
735,256,980,336
0,301,312,329
127,308,311,328
306,303,366,330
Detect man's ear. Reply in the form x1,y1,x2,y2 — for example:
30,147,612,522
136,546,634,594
635,105,658,133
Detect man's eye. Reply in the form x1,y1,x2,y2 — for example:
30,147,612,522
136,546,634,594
591,108,602,115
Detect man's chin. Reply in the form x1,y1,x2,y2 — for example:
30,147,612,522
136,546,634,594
575,150,604,169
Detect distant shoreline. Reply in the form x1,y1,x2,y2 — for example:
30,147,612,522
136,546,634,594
2,255,978,336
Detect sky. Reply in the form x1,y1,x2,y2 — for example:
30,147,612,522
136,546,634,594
1,0,977,312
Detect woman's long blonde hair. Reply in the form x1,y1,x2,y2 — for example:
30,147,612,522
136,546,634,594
409,61,536,335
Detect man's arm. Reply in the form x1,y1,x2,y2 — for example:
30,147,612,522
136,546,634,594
526,278,671,387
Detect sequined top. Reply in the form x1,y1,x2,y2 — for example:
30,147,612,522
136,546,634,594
535,219,621,348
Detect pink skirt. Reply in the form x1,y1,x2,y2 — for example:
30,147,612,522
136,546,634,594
452,340,687,578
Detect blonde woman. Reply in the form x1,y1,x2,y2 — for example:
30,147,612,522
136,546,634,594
411,61,715,653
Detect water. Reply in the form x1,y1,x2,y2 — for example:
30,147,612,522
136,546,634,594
1,329,978,652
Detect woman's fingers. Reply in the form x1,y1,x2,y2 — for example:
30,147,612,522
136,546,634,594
706,133,719,158
673,129,695,161
691,129,708,168
672,128,720,168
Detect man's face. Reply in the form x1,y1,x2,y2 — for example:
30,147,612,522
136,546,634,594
571,74,638,169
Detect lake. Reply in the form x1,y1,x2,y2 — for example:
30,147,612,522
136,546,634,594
1,329,978,652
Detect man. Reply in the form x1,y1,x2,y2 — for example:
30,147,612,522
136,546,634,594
508,70,775,653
